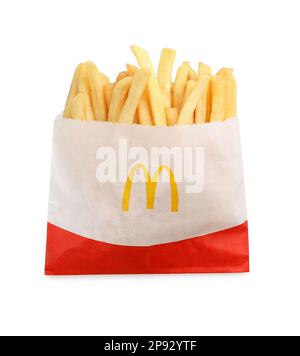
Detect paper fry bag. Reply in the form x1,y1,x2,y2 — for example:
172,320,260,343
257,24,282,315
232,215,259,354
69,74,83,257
45,115,249,275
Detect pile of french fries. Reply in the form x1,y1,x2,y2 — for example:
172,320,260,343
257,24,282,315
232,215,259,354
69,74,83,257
64,46,237,126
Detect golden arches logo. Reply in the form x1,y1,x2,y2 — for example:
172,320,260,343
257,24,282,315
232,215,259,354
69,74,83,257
122,164,179,212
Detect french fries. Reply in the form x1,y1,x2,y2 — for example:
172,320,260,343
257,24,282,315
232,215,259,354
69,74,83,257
70,93,86,120
210,75,227,122
188,65,198,81
158,48,176,108
108,77,132,122
64,63,85,118
116,71,129,82
126,64,139,75
86,62,108,121
64,46,237,126
195,63,212,124
131,45,167,126
178,75,211,125
173,62,190,112
217,68,237,118
104,83,114,110
166,108,178,126
77,68,95,121
119,69,151,124
138,93,153,126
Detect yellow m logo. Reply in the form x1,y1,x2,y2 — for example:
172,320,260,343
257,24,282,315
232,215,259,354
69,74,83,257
122,164,179,212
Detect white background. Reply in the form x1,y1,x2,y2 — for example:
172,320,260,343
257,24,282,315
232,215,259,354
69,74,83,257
0,0,299,336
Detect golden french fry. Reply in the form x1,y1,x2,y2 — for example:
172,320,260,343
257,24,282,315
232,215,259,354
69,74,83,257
183,80,197,104
178,74,210,125
195,76,212,125
138,92,153,125
173,62,190,112
116,71,129,82
210,75,226,122
108,77,132,122
157,48,176,108
64,63,85,118
217,68,237,118
119,69,151,124
126,64,139,75
188,64,198,81
104,83,114,111
77,66,95,121
166,108,178,126
182,80,197,123
131,45,167,126
195,63,212,124
85,61,108,121
70,93,86,120
198,63,212,77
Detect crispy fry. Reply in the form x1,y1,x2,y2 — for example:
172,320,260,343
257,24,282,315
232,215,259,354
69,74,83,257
138,92,153,126
195,63,212,124
131,45,167,125
178,74,210,125
195,76,211,124
64,47,236,126
173,62,190,112
182,80,197,123
116,71,129,82
183,80,197,104
188,64,198,81
166,108,178,126
198,63,212,77
85,61,108,121
217,68,237,118
70,93,86,120
158,48,176,108
77,66,95,121
210,75,226,122
126,64,139,75
119,69,151,124
64,63,85,118
108,77,132,122
104,83,114,111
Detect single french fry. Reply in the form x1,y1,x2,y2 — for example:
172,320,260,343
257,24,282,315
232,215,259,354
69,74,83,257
198,63,212,77
173,62,190,112
64,63,85,118
217,68,237,118
126,64,139,75
183,80,197,104
210,75,226,122
77,66,95,121
182,80,197,123
131,45,167,126
119,69,151,124
188,64,198,81
178,74,210,125
108,77,132,122
116,71,129,82
70,93,86,120
196,63,212,124
166,108,178,126
138,92,153,125
104,83,114,111
157,48,176,108
195,75,211,124
85,61,108,121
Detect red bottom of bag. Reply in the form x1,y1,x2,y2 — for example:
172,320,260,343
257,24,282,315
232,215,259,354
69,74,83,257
45,222,249,275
